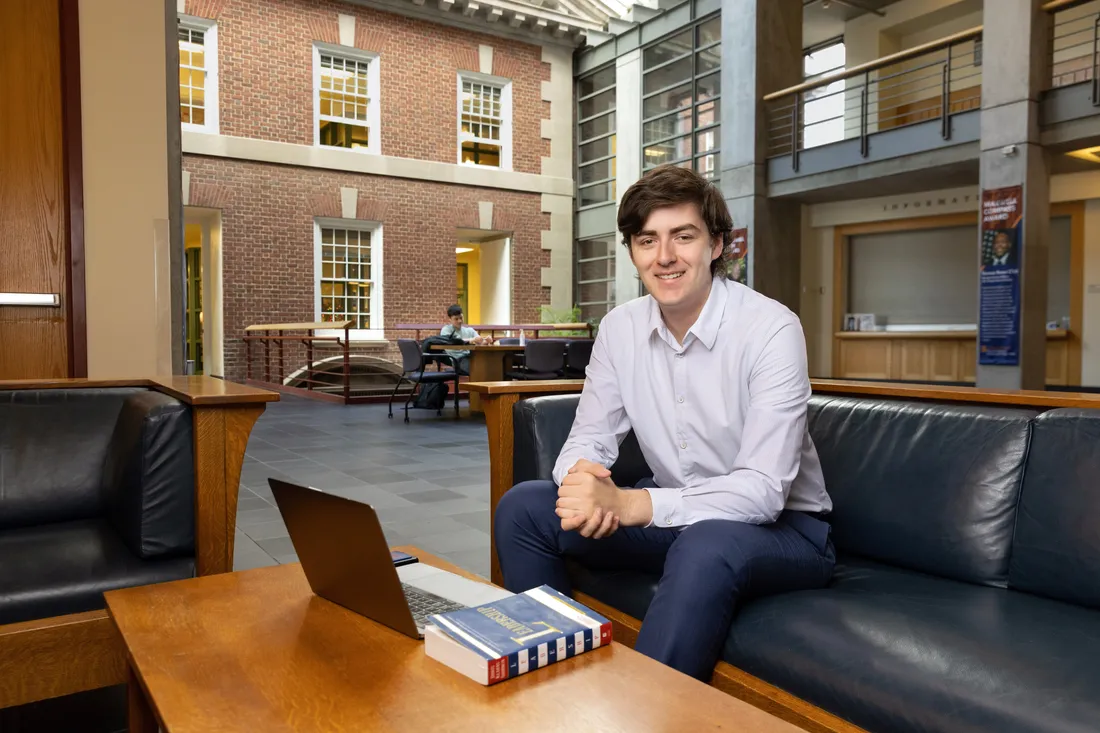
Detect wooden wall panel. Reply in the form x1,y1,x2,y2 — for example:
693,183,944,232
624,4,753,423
0,0,70,378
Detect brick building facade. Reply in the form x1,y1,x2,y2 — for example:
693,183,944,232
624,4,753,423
178,0,594,381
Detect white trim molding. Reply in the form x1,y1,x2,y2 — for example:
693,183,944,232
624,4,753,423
181,131,573,195
313,42,382,156
314,217,385,341
177,14,219,135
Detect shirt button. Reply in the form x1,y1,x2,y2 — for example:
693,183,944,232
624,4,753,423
680,441,687,449
665,515,674,525
675,352,684,358
677,396,684,403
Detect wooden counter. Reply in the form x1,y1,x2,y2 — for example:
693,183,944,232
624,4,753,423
834,329,1073,385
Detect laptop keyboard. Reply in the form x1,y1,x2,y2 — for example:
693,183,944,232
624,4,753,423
402,583,466,628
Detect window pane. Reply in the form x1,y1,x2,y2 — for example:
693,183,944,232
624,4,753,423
579,281,614,304
643,56,692,95
696,128,718,153
579,112,614,142
579,158,614,184
696,153,719,179
696,47,720,75
696,100,719,127
319,120,370,149
579,182,614,207
643,83,692,118
579,88,615,119
697,17,720,47
579,258,612,280
643,30,692,70
643,108,691,143
696,72,720,101
579,136,614,163
461,141,501,167
579,238,614,259
644,135,691,166
578,67,615,97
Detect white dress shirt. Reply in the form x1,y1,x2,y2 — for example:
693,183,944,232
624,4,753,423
552,277,832,528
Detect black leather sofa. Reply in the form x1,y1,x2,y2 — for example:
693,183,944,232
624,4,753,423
0,387,197,626
510,392,1100,733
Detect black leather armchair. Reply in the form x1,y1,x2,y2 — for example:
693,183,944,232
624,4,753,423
0,388,197,626
504,388,1100,733
0,376,276,712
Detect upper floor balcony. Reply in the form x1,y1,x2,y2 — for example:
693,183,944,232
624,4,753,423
764,0,1100,200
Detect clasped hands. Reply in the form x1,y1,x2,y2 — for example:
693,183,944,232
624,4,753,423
556,459,651,539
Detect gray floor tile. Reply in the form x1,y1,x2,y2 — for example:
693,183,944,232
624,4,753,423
236,395,495,567
442,548,491,579
384,516,470,538
236,507,284,526
237,496,273,512
415,529,491,555
274,553,300,565
450,510,490,532
257,536,297,557
241,520,289,541
404,488,467,504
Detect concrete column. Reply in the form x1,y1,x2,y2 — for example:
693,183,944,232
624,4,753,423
614,49,643,306
976,0,1051,389
721,0,803,312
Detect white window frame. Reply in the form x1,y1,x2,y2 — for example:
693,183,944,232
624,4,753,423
314,218,385,341
313,42,381,155
457,71,513,171
178,15,218,134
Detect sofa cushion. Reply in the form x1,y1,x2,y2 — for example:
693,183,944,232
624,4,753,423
0,518,195,625
0,388,147,531
1009,408,1100,609
724,557,1100,733
806,395,1035,586
567,560,659,622
102,391,195,559
513,395,651,490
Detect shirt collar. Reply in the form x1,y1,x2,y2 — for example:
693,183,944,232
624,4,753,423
647,277,728,351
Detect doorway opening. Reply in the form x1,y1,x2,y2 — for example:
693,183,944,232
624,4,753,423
455,228,511,324
182,206,225,377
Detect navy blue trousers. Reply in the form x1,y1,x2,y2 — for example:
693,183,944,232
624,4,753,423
494,480,836,680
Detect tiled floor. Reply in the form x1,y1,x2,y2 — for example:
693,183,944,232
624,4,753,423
233,394,494,579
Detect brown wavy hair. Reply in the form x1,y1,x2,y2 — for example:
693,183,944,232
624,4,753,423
617,165,735,277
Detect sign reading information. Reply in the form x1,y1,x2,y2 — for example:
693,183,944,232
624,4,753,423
978,185,1023,366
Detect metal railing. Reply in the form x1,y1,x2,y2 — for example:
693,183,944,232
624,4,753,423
764,27,983,167
1046,0,1100,100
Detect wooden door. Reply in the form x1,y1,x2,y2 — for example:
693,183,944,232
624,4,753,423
0,0,73,378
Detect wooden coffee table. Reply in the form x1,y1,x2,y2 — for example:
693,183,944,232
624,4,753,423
104,548,801,732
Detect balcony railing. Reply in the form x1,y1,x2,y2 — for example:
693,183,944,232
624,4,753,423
764,27,982,168
1046,0,1100,99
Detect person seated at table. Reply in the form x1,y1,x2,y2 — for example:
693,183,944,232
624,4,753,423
440,304,492,376
494,164,835,681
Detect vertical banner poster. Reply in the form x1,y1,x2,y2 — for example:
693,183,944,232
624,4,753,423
729,228,749,286
978,185,1023,366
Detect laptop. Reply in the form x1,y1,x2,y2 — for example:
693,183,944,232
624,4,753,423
269,478,512,639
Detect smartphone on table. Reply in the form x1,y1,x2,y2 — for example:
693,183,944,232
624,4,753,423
390,550,418,567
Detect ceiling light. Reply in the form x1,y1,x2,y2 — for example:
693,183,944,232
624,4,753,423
1067,146,1100,164
456,246,474,254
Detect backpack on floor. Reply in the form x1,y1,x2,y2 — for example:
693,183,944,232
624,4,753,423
413,382,448,410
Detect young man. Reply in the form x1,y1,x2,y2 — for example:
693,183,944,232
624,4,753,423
440,304,492,376
494,165,835,681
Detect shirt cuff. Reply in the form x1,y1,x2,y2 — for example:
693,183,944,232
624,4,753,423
645,488,684,529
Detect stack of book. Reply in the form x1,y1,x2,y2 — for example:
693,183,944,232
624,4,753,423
424,585,613,685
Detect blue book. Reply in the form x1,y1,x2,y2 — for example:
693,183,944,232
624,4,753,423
424,585,613,685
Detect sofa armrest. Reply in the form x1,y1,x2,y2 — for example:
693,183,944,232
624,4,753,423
101,391,195,560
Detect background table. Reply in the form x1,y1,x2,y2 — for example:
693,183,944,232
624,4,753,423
430,344,524,412
106,548,802,733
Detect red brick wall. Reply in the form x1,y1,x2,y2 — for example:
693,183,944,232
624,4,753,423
185,0,551,174
185,154,551,380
